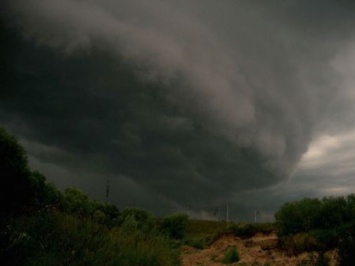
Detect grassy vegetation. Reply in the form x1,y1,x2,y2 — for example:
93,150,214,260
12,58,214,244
183,220,276,250
184,219,229,249
222,246,239,264
275,195,355,261
3,210,181,265
0,128,184,265
227,222,275,238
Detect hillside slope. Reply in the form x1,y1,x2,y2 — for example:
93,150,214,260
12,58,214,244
182,232,337,266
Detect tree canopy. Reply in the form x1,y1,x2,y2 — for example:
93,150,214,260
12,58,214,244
0,127,32,216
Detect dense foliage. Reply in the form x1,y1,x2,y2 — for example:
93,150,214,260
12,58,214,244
0,127,183,265
228,222,275,238
275,195,355,263
159,213,189,240
275,196,355,237
0,128,33,216
184,220,229,249
3,210,180,265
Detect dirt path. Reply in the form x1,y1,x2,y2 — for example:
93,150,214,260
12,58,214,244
181,232,336,266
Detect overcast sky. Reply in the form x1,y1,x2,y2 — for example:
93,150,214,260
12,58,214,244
2,0,355,221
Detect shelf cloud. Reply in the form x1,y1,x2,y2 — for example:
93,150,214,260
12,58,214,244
2,0,355,219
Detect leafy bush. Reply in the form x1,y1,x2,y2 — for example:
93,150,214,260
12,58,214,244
309,230,338,251
120,208,157,233
183,236,211,249
1,210,180,266
283,229,339,254
159,213,188,240
1,211,108,265
30,171,63,209
275,194,355,259
222,246,239,264
0,128,181,265
282,233,318,255
63,187,94,216
275,198,321,237
62,186,120,227
228,222,275,238
97,203,120,227
107,227,180,266
275,196,355,238
184,219,228,249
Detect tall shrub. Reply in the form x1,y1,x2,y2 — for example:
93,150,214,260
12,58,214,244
159,213,188,240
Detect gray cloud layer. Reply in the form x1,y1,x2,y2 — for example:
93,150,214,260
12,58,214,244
2,0,355,219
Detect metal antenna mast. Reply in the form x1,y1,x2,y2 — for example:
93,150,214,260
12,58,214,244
255,210,259,223
105,179,110,203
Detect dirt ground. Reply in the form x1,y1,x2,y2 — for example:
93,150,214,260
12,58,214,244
181,232,337,266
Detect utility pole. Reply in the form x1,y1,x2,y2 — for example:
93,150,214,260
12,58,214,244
255,210,259,223
255,210,257,223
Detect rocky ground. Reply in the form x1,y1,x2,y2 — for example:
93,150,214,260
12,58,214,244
181,232,337,266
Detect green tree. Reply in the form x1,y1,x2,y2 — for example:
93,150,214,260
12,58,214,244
120,208,156,232
0,127,32,216
63,187,95,216
159,213,188,240
275,198,322,237
30,171,63,209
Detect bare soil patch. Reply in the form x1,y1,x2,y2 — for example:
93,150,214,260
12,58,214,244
181,232,337,266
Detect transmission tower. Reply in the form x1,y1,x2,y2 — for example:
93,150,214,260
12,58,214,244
105,179,110,203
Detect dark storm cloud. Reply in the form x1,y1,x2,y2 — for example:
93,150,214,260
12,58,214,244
2,0,355,218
